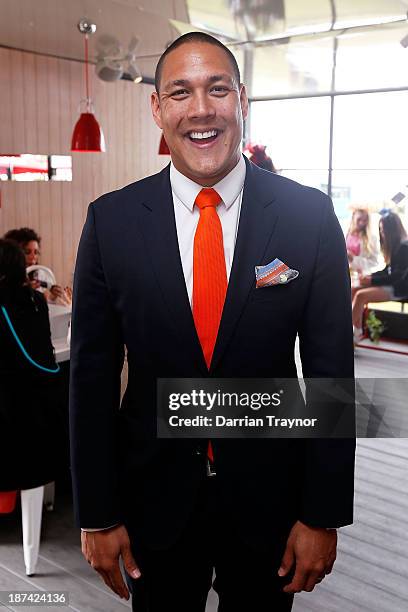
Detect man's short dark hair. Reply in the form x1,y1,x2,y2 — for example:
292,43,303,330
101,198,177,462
3,227,41,247
154,32,241,93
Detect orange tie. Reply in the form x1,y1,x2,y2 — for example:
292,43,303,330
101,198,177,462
193,188,227,465
193,188,227,368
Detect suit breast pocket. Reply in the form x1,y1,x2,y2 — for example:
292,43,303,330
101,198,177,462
249,282,297,304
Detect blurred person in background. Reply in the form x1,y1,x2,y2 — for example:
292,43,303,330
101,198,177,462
247,143,276,172
346,208,380,287
0,239,67,496
352,211,408,342
3,227,72,306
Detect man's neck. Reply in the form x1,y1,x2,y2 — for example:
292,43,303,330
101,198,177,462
171,157,242,188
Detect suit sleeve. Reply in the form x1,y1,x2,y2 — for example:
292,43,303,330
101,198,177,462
298,194,355,528
69,203,124,528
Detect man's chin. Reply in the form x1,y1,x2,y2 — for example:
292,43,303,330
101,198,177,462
183,159,236,185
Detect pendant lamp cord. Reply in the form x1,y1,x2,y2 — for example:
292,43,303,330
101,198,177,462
84,34,91,111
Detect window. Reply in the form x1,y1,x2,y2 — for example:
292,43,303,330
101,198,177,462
252,37,334,97
333,91,408,170
0,154,72,182
250,97,331,190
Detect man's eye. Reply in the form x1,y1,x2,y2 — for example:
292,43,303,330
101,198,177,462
211,86,228,94
171,89,189,97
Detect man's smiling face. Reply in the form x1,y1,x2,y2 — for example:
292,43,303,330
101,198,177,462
151,42,248,186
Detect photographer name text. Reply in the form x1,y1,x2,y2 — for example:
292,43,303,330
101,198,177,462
167,415,317,428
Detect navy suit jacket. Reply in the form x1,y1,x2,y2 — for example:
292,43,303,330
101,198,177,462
70,158,355,552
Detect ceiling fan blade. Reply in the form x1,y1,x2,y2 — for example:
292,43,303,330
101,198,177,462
128,36,140,54
95,33,123,57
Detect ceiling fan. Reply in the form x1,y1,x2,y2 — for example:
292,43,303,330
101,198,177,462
95,34,143,83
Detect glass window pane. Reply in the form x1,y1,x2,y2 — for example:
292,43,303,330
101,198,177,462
280,169,329,192
284,0,332,33
227,45,245,83
0,154,73,182
50,155,73,181
186,0,246,40
0,154,48,182
333,91,408,169
250,98,331,169
186,0,407,43
187,0,333,41
334,0,407,29
331,169,408,223
252,37,334,97
335,23,408,91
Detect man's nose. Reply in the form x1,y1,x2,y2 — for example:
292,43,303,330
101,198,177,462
187,92,215,121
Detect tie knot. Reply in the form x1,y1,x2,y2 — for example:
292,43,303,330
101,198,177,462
195,188,222,211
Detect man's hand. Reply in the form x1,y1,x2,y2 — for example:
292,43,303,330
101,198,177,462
278,520,337,593
81,525,141,600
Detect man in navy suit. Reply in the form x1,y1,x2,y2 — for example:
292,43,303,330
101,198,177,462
70,32,355,611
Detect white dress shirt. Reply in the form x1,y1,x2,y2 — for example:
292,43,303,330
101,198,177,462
171,155,246,305
82,155,246,531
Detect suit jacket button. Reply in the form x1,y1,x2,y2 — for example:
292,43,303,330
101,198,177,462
195,448,202,456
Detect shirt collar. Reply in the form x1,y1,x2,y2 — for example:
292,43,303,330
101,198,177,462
170,155,246,212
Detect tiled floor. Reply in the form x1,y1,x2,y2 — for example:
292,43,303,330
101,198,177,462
1,343,408,611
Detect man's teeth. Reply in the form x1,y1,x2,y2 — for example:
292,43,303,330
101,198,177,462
190,130,218,140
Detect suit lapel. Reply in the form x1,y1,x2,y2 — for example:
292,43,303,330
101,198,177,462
137,165,208,374
136,161,279,376
210,161,280,373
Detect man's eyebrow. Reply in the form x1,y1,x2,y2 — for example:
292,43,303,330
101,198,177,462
164,79,189,89
207,74,234,85
163,74,235,90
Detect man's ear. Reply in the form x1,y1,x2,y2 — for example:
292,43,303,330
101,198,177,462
151,91,163,129
239,84,249,121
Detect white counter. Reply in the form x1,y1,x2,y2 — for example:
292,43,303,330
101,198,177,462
48,303,71,363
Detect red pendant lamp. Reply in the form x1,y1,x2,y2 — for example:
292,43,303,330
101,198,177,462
158,133,170,155
71,19,105,153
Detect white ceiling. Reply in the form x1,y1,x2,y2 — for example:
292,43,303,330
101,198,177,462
0,0,407,79
0,0,189,77
187,0,408,41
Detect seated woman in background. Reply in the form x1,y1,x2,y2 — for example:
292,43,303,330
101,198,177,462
346,207,380,282
3,227,72,306
0,238,67,495
352,211,408,342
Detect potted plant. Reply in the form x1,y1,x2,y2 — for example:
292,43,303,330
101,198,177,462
365,310,385,344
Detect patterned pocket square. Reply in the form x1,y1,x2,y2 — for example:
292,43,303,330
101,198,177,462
255,258,299,288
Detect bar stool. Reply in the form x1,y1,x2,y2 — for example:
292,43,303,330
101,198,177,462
21,482,55,576
0,482,55,576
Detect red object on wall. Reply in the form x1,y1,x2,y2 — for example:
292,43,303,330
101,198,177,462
158,133,170,155
71,113,106,152
0,490,17,513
